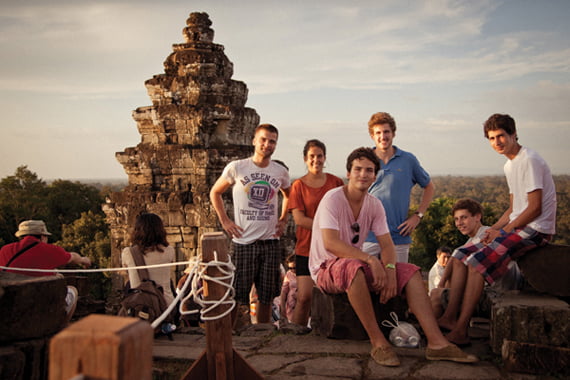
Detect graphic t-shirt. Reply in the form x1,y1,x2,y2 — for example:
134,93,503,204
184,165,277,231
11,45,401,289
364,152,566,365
222,158,291,244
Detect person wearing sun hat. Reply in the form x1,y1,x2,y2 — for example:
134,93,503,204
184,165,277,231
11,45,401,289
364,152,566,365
0,219,91,322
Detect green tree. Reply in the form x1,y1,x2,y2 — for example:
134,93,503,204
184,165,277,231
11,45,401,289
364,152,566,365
57,211,112,299
0,166,48,244
45,180,104,241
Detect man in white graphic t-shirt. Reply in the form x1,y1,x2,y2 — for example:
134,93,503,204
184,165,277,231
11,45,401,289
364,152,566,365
210,124,290,324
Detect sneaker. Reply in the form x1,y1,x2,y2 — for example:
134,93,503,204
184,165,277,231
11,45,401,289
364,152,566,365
64,286,78,323
425,344,478,363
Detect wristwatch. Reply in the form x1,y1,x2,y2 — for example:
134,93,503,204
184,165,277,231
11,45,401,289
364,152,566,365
414,211,424,219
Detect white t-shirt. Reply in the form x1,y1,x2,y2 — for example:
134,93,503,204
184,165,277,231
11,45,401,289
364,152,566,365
221,158,291,244
309,187,389,282
428,262,445,292
504,146,556,235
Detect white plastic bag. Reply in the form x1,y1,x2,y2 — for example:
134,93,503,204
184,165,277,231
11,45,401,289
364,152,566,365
381,312,420,348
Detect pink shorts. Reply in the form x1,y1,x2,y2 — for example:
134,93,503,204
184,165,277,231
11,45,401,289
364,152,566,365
316,258,419,295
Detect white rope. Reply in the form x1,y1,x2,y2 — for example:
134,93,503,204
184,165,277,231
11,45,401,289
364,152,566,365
1,254,236,327
175,250,236,323
151,251,236,328
0,261,192,273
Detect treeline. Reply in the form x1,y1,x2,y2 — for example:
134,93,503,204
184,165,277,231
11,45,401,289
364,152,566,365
409,175,569,270
2,167,567,275
0,166,116,298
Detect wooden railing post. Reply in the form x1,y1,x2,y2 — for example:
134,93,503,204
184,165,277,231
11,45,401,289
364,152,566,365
182,232,262,380
49,314,154,380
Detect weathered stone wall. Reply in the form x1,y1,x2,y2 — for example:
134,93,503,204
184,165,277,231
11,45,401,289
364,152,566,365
103,12,259,272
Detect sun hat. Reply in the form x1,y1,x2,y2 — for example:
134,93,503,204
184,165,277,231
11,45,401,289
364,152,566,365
15,220,52,237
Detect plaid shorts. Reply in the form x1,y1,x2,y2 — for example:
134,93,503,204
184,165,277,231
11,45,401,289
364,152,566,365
452,226,549,284
316,258,420,296
231,240,281,305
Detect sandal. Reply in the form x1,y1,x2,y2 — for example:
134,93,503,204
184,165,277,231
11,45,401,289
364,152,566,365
425,344,478,363
370,346,400,367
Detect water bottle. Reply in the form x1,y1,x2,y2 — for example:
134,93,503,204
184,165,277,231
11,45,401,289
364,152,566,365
392,336,405,347
161,322,176,334
407,335,419,347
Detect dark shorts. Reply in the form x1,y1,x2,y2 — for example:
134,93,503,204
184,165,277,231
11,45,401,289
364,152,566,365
316,258,420,295
295,255,310,277
231,240,281,305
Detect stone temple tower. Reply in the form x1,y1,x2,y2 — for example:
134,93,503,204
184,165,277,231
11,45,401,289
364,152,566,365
103,12,259,270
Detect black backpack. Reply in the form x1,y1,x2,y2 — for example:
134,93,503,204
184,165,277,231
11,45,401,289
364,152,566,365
118,245,170,327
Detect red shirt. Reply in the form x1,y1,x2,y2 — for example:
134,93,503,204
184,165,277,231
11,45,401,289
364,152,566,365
288,173,344,256
0,236,71,276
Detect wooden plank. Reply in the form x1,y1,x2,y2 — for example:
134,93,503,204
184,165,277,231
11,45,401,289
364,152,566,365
49,314,154,380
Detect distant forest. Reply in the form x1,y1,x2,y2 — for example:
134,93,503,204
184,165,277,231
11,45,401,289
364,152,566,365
408,175,569,269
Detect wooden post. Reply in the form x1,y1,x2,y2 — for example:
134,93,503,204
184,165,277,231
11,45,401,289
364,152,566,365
182,232,262,380
49,314,153,380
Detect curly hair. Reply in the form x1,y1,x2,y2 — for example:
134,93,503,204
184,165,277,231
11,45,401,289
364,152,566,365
483,113,517,139
131,213,169,254
451,198,483,218
368,112,396,135
346,147,380,174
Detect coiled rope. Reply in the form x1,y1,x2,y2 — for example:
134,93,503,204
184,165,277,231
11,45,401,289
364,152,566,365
0,252,236,327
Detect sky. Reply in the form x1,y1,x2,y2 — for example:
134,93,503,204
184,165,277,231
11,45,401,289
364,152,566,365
1,0,569,181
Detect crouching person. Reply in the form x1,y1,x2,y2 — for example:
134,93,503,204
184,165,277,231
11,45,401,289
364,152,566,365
0,220,91,322
308,148,477,367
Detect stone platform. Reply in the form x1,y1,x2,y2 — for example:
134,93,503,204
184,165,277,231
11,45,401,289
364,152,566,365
152,324,564,379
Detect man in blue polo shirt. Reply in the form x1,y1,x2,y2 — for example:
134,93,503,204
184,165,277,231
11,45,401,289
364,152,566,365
362,112,435,263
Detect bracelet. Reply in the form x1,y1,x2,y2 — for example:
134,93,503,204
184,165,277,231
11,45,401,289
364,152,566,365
385,263,396,270
500,229,506,235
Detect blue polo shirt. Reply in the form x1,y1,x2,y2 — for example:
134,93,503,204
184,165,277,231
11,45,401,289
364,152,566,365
366,146,430,245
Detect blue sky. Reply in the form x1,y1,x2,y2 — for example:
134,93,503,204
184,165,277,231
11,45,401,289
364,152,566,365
1,0,569,180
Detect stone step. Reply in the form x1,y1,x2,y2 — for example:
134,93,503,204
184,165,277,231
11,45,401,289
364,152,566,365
310,287,408,340
490,291,570,375
516,243,570,297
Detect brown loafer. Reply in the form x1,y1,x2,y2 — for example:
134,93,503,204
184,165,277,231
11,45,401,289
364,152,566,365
425,344,478,363
370,346,400,367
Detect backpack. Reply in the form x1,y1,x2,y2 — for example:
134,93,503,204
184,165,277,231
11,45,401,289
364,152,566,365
118,245,170,327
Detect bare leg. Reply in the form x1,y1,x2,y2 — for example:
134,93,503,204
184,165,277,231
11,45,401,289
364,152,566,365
446,267,485,345
346,270,389,349
437,258,467,330
257,302,272,323
292,275,313,326
405,272,450,349
429,288,445,318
